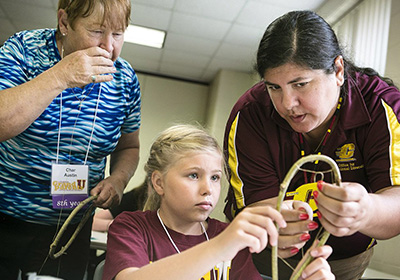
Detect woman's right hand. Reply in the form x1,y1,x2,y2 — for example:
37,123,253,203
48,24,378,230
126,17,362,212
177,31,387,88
53,46,116,89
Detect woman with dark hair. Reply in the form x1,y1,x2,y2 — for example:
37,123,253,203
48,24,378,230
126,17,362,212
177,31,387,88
224,10,400,280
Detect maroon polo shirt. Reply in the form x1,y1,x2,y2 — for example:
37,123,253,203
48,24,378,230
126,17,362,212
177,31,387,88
224,72,400,260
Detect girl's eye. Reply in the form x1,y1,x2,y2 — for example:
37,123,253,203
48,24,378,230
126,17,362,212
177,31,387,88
189,173,198,179
211,175,220,182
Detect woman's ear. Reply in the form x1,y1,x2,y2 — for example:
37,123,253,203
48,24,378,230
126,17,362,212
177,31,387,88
151,171,165,196
334,55,345,86
57,9,69,36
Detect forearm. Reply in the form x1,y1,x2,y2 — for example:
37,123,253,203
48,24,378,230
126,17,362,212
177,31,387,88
109,131,140,194
109,147,139,193
361,187,400,239
0,67,67,141
92,210,113,232
116,238,223,280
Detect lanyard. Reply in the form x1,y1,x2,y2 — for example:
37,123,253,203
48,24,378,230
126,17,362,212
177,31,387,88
298,94,343,183
55,83,102,165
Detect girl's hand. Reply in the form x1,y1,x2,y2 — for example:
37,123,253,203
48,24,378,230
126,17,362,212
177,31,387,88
314,181,371,236
215,206,286,261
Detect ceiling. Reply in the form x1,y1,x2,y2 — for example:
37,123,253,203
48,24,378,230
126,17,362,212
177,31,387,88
0,0,336,84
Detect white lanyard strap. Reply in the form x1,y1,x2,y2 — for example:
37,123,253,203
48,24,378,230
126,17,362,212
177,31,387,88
55,83,102,165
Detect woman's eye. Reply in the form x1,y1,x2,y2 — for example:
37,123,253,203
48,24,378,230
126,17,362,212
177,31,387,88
295,82,309,88
91,30,104,36
267,85,280,91
189,173,198,179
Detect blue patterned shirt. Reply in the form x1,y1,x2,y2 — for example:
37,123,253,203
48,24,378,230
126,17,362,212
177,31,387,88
0,29,141,225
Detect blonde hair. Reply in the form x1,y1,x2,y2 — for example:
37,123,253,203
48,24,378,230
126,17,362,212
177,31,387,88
143,124,224,211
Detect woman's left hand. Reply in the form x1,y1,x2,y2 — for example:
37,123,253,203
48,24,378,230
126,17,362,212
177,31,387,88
313,181,372,237
90,176,124,209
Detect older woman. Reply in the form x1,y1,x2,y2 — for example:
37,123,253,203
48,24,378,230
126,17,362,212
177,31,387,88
224,10,400,280
0,0,140,279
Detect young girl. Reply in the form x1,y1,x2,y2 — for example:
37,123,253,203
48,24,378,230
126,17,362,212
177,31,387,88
102,125,334,280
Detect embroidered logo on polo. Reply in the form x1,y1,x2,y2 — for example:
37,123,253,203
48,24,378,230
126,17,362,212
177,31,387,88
335,143,364,172
335,143,356,162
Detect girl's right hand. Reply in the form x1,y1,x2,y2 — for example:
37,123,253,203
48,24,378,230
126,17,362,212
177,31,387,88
215,205,286,261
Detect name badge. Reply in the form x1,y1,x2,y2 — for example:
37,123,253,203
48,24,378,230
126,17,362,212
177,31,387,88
51,163,89,209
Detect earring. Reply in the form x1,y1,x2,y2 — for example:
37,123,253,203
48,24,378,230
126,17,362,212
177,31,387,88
62,33,67,36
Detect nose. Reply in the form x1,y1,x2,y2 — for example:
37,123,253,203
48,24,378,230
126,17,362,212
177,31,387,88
200,179,212,196
281,89,299,111
99,34,114,54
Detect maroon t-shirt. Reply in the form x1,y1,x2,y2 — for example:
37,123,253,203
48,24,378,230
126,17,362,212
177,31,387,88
103,210,262,280
224,73,400,260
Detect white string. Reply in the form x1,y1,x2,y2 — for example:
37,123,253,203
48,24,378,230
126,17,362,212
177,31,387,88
55,92,63,164
55,83,102,165
84,83,102,165
156,209,217,279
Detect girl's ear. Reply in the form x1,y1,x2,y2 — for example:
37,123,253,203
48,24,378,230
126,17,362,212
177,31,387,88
58,9,69,35
151,171,165,196
334,55,345,86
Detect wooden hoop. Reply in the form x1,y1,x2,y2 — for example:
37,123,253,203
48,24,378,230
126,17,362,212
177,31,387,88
49,195,97,259
272,154,342,280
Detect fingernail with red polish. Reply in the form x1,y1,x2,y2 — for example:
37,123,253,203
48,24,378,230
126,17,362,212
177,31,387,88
317,211,322,219
308,221,319,230
317,180,323,191
300,233,311,241
313,191,318,199
299,213,309,220
291,247,299,255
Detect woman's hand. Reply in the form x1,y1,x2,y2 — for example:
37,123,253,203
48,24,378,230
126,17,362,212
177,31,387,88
278,200,319,258
313,181,371,237
91,176,124,209
54,46,116,89
295,242,334,280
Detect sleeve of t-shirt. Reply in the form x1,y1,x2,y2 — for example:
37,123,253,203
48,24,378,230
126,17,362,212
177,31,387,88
117,59,141,135
102,213,151,280
0,33,28,90
361,79,400,191
224,102,280,219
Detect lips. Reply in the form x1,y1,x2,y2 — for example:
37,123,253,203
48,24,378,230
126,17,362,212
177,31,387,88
196,201,213,210
290,114,306,123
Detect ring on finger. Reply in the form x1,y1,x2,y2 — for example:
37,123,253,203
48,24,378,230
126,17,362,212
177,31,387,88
91,75,96,83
